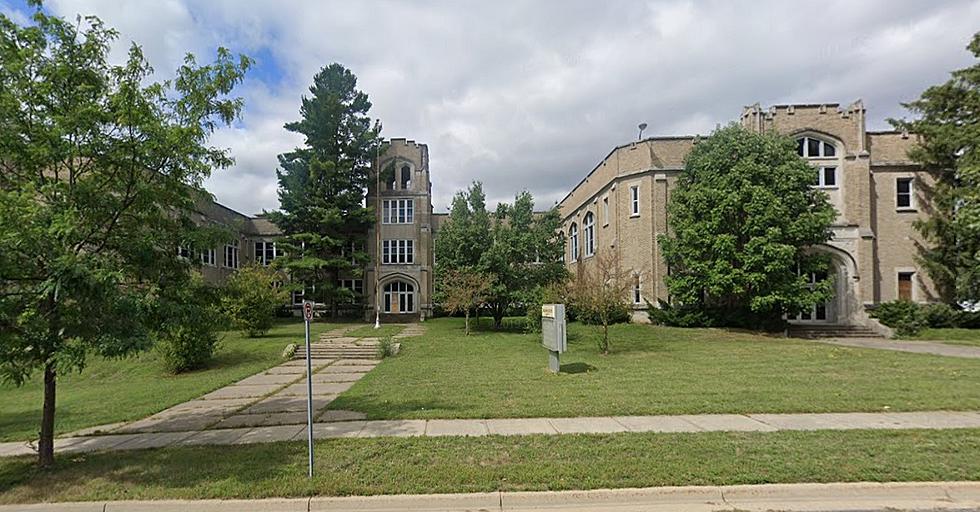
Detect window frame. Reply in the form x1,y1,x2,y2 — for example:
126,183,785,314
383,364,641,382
815,166,838,188
382,239,415,264
629,185,640,217
382,198,415,224
896,177,914,210
223,240,239,269
583,212,595,258
569,223,579,262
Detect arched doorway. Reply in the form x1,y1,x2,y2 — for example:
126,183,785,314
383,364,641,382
383,280,415,314
791,245,858,325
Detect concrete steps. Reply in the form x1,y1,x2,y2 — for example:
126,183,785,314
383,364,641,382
788,324,884,339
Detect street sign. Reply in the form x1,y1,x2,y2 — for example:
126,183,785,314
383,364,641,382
302,300,314,478
541,304,567,373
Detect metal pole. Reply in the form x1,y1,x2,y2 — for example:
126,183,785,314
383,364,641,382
374,143,382,329
304,313,313,478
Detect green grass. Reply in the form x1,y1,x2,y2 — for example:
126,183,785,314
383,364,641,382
345,324,403,338
908,328,980,347
1,429,979,503
0,320,341,442
329,317,980,419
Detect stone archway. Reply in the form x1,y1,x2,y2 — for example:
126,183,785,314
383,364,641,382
791,244,860,325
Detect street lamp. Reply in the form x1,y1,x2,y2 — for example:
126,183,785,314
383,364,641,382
638,123,648,141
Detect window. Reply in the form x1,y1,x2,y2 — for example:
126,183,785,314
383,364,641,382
559,231,565,263
898,272,914,301
602,197,609,226
382,239,414,264
569,223,578,262
630,186,640,216
200,248,216,267
815,166,837,187
583,212,595,257
177,245,192,260
382,199,414,224
632,275,642,304
383,280,415,313
254,241,277,266
339,279,364,295
223,240,239,269
896,178,913,209
400,165,412,190
796,136,836,158
341,240,363,265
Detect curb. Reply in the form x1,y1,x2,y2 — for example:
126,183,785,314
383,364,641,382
3,481,980,511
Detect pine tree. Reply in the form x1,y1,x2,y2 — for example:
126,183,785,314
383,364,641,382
890,32,980,304
267,64,381,311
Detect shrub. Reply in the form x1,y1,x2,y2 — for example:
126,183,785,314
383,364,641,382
222,264,289,337
871,300,926,337
155,274,224,374
377,335,397,359
921,303,960,328
282,343,297,359
525,282,570,333
647,300,713,327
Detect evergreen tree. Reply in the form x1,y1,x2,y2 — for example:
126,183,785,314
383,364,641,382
660,124,836,326
267,64,381,311
890,32,980,304
0,7,250,466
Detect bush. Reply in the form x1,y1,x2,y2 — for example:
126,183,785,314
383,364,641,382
647,300,713,327
155,274,224,374
377,335,396,359
921,303,960,328
222,264,289,337
871,300,926,337
525,283,569,333
282,343,297,359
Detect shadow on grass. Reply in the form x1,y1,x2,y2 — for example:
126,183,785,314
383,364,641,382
559,362,597,374
325,396,463,419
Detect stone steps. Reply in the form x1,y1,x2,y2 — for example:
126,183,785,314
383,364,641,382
788,324,883,339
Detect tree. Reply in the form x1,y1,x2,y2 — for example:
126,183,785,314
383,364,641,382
440,268,494,335
222,264,289,337
890,32,980,304
266,64,381,313
434,183,567,329
0,7,250,467
155,272,225,374
569,251,634,354
659,124,836,327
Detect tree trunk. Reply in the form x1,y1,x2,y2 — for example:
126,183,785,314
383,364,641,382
602,322,610,355
464,309,470,335
38,362,56,468
493,304,503,329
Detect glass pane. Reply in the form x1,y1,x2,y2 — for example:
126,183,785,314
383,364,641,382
796,138,805,156
897,179,911,194
823,143,835,157
823,167,836,186
808,138,820,157
815,303,827,320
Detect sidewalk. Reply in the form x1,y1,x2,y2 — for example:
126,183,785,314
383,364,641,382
3,410,980,458
811,337,980,359
4,481,980,511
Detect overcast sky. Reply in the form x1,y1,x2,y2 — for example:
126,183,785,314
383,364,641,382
3,1,979,214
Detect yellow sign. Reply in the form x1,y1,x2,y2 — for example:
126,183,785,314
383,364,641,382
541,305,555,319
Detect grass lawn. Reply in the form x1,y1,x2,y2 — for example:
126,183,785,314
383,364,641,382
345,324,404,338
0,320,343,442
908,328,980,347
328,317,980,419
1,428,979,502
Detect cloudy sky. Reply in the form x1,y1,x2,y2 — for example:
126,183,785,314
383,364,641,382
3,1,979,214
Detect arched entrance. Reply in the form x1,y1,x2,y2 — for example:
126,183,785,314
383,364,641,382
382,280,415,314
791,245,858,325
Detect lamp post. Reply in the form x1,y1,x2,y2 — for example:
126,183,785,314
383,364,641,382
638,122,648,141
374,143,382,329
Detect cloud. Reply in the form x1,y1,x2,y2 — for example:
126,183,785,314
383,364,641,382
29,0,980,214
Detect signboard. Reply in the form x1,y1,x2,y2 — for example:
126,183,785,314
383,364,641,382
303,301,314,321
541,304,556,319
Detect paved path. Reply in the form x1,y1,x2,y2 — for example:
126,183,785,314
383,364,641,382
3,410,980,458
812,337,980,359
4,481,980,511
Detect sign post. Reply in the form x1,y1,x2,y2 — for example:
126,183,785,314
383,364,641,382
541,304,567,373
302,300,314,478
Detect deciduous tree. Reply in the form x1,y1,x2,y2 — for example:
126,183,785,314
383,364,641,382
568,251,635,354
0,6,250,466
659,124,836,327
440,268,493,335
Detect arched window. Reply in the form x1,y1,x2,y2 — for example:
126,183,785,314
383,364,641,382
569,223,579,262
796,136,839,188
383,280,415,313
583,212,595,257
400,165,412,189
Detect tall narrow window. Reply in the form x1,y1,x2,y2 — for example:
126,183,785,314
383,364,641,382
400,165,412,190
896,178,913,209
602,197,609,226
898,272,914,301
569,223,578,262
223,240,239,269
632,274,642,304
629,186,640,216
583,212,595,257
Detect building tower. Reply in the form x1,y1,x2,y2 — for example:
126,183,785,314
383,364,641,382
364,139,434,322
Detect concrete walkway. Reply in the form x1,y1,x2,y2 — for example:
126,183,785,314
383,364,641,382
4,481,980,511
3,410,980,458
813,337,980,359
